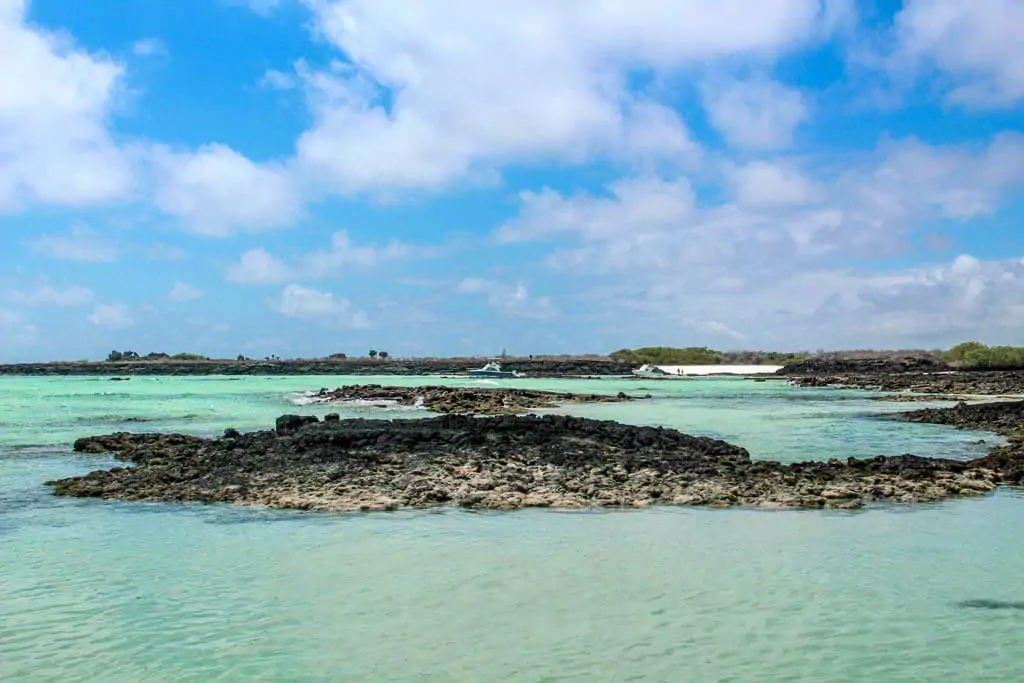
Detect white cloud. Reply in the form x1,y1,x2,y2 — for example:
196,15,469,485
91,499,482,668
0,1,135,212
304,230,443,276
894,0,1024,107
725,161,822,206
498,176,696,244
269,284,370,327
10,285,94,307
132,37,166,57
168,282,204,302
151,143,303,235
700,75,808,150
226,232,441,284
31,226,118,262
456,278,559,319
260,69,296,90
287,0,835,196
87,303,134,329
495,133,1024,346
0,308,36,343
225,248,294,284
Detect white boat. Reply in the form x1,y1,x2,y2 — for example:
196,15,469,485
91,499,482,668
632,363,673,378
467,362,521,378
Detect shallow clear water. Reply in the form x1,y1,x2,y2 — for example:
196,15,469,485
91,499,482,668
2,375,1022,681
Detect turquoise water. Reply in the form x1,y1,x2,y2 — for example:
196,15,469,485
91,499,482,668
2,375,1023,681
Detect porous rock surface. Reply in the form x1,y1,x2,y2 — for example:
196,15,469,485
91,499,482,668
48,413,1014,512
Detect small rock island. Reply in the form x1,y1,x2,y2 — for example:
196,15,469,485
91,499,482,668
48,411,1021,513
300,384,645,415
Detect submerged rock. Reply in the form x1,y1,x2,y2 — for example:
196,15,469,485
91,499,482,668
47,413,1017,512
300,384,647,415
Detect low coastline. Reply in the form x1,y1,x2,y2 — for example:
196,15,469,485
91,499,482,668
0,357,634,377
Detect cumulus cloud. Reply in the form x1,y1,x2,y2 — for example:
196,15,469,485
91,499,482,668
168,282,204,302
456,278,559,319
495,133,1024,346
304,231,444,276
0,1,135,212
700,75,809,150
10,285,94,307
226,248,293,284
0,308,36,343
226,232,442,284
285,0,835,196
725,161,823,206
151,143,303,235
31,226,118,262
87,302,134,328
269,284,370,327
893,0,1024,107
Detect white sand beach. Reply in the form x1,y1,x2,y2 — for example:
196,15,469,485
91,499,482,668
657,365,783,376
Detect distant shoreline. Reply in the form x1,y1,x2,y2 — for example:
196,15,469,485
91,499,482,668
0,357,643,377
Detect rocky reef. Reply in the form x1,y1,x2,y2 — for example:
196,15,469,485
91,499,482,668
301,385,644,415
48,413,1017,512
899,400,1024,486
787,371,1024,396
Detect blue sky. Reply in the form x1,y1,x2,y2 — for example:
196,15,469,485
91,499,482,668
1,0,1023,362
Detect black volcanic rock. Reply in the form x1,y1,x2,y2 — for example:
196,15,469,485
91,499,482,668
0,358,635,377
300,384,641,415
47,413,1016,512
777,356,949,376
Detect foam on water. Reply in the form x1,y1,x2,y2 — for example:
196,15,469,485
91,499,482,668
1,375,1022,681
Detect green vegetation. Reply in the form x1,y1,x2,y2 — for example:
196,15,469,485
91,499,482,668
170,353,208,361
942,342,1024,369
610,347,808,366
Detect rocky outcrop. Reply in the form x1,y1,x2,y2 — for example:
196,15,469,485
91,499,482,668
301,385,643,415
777,356,948,376
48,413,1016,512
788,371,1024,396
899,400,1024,485
0,358,634,377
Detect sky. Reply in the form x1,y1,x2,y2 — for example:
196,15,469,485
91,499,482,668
1,0,1023,362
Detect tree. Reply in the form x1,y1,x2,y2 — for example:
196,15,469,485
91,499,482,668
369,349,378,359
378,350,389,360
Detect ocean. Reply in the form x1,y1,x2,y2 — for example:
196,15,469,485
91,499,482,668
2,375,1022,681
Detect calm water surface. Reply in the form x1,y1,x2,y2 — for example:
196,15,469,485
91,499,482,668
2,375,1022,681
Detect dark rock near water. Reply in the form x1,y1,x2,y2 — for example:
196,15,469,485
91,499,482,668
787,371,1024,396
899,400,1024,485
302,385,645,415
0,358,634,377
778,356,949,376
48,413,1017,512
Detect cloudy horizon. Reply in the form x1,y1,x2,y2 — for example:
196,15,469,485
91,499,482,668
2,0,1023,362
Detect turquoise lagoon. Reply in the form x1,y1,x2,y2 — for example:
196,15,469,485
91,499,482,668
1,375,1023,682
